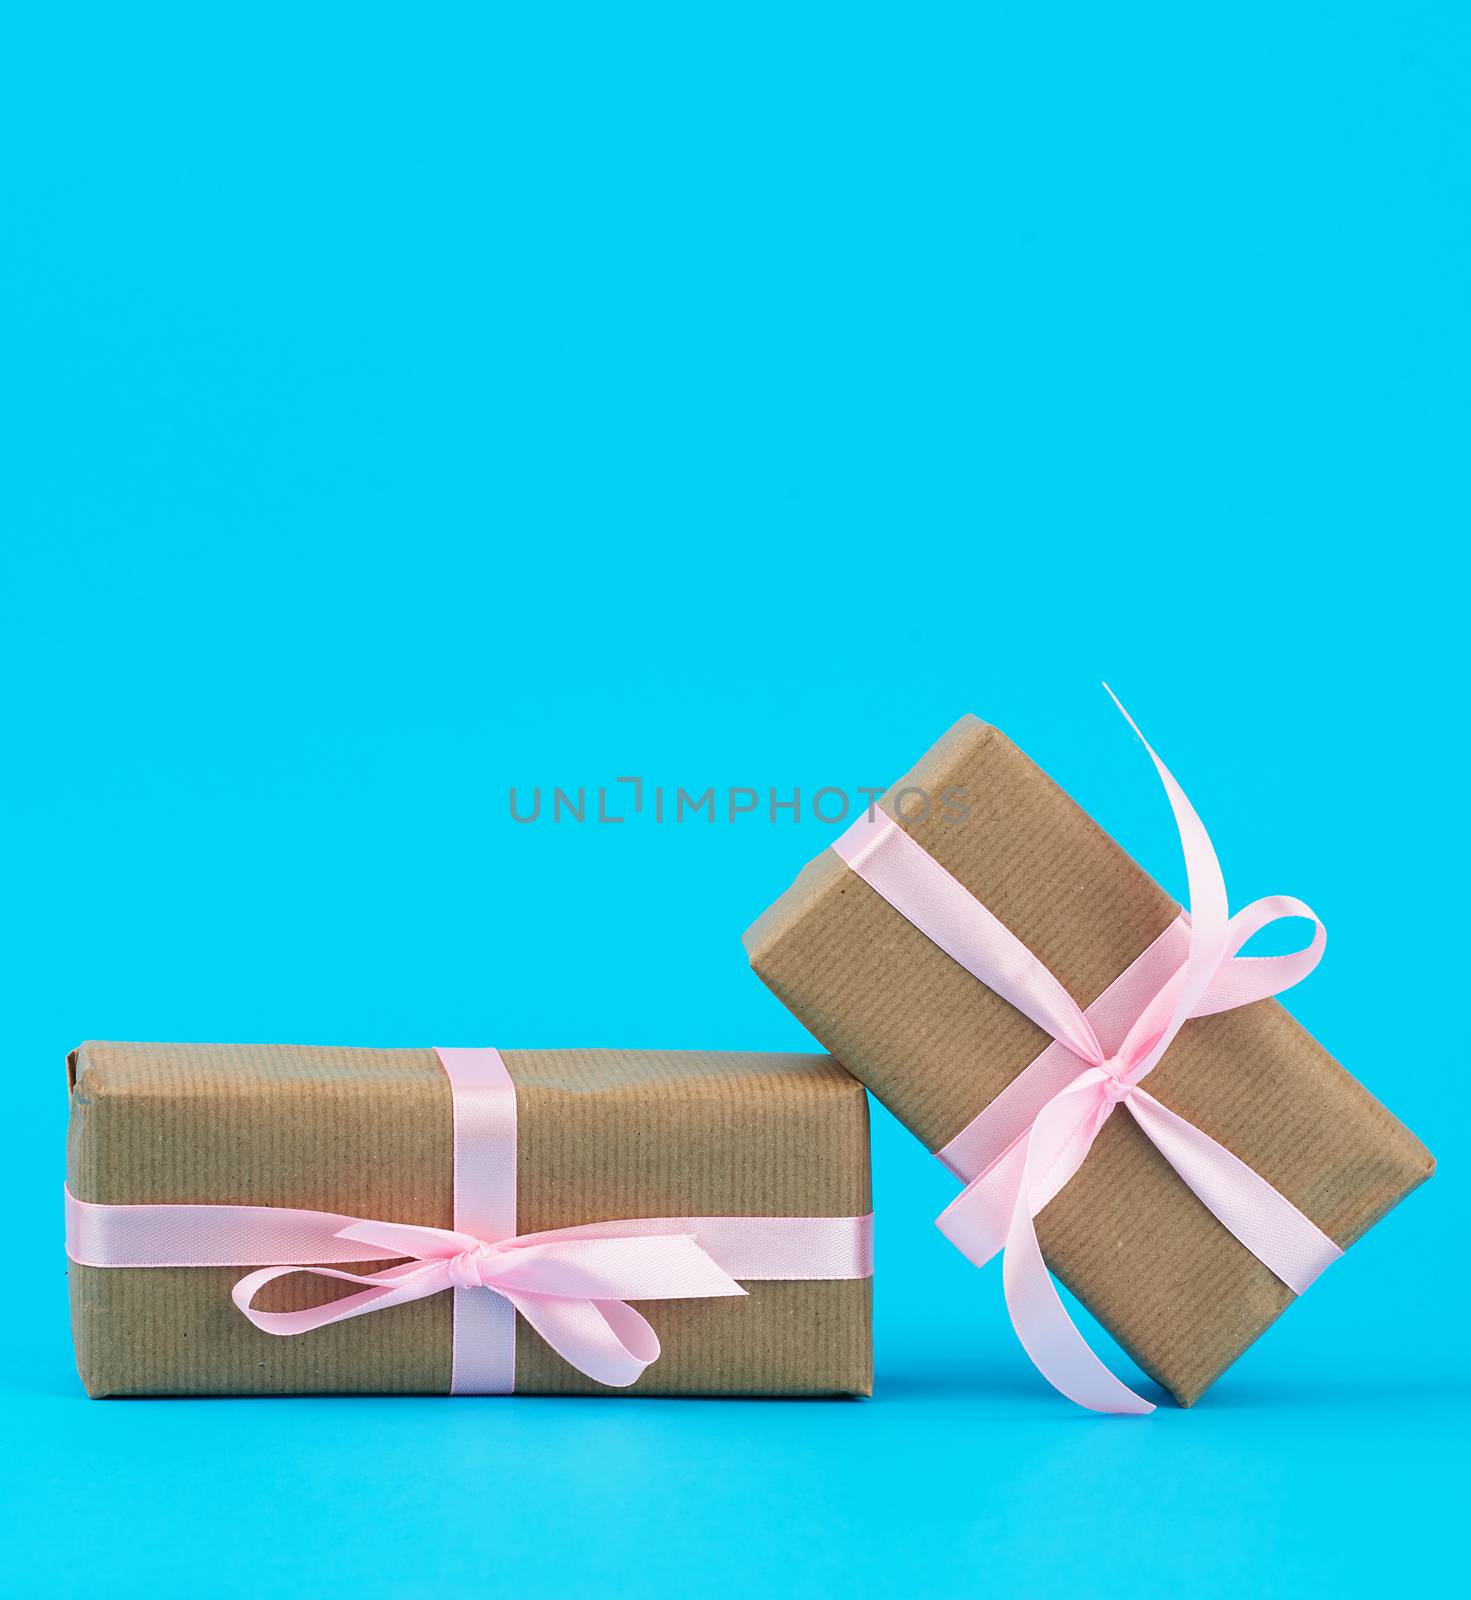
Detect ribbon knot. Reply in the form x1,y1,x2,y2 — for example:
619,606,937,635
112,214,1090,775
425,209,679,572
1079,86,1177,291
1099,1067,1136,1105
449,1242,498,1289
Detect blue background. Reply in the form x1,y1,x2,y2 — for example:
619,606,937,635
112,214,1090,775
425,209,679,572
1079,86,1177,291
2,5,1466,1596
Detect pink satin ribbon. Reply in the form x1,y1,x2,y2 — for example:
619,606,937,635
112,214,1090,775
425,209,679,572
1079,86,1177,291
832,691,1340,1414
65,1046,873,1393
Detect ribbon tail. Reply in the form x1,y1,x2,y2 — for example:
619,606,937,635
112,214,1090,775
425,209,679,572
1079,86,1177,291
1105,688,1232,1077
1126,1091,1342,1294
486,1233,747,1302
998,1075,1155,1414
502,1290,662,1388
1002,1205,1155,1415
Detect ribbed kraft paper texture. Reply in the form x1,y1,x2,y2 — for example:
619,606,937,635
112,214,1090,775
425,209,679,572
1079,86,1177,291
744,716,1432,1406
66,1043,872,1398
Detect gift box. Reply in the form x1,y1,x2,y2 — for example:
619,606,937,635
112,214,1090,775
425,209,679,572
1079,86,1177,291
744,708,1432,1409
66,1042,873,1397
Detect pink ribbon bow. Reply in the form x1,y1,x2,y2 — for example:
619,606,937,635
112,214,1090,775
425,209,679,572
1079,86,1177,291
833,689,1341,1414
232,1217,747,1389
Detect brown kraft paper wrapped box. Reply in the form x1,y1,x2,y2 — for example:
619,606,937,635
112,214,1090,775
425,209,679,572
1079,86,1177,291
744,715,1432,1405
67,1043,872,1398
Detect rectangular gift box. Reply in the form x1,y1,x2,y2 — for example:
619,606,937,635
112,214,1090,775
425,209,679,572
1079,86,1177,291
66,1042,873,1398
744,715,1433,1405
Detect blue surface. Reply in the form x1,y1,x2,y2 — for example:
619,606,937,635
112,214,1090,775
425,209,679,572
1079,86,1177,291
2,5,1467,1596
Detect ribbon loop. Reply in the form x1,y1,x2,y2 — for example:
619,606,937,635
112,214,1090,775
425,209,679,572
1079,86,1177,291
1194,895,1327,1015
481,1233,747,1303
505,1293,665,1389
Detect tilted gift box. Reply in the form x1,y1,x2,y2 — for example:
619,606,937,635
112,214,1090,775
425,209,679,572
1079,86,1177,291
744,711,1432,1407
66,1042,873,1398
